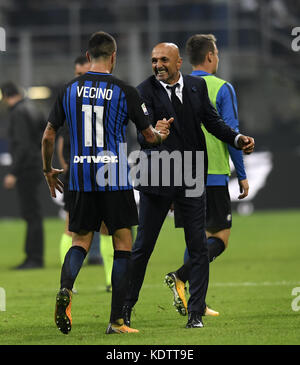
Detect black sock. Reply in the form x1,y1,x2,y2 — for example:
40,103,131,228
207,237,225,262
177,237,225,282
60,246,87,290
110,250,131,323
176,260,192,284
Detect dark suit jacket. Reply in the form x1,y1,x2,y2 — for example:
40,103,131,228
8,98,45,178
135,74,239,196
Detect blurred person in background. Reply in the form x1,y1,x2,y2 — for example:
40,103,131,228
1,81,45,269
56,55,114,291
73,55,90,77
165,34,249,317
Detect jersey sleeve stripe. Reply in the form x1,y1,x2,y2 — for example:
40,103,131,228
69,83,80,191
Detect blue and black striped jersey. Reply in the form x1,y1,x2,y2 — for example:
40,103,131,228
48,71,150,192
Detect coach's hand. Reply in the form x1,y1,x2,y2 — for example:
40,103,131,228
237,135,255,155
142,118,174,146
155,117,174,142
43,168,64,198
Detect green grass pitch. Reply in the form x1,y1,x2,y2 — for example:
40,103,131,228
0,210,299,345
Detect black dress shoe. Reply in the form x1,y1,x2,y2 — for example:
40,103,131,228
186,312,204,328
13,260,44,270
122,305,132,327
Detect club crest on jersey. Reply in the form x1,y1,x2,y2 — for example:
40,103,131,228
141,103,149,115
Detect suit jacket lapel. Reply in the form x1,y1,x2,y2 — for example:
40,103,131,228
151,76,182,135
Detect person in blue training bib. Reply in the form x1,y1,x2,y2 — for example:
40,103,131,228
165,34,250,318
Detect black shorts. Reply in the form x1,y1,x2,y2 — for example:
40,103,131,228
63,188,72,212
174,185,232,233
68,189,138,235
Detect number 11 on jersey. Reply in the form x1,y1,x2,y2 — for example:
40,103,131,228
82,104,104,148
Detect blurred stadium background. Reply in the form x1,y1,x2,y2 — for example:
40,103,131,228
0,0,299,217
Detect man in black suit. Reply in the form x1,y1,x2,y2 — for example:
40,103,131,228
123,43,254,328
1,82,45,269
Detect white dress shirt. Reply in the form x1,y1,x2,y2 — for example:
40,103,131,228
159,73,184,103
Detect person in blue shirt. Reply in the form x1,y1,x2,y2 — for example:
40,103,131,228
165,34,249,317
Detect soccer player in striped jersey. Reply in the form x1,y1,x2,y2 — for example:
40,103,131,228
57,55,105,274
42,31,173,335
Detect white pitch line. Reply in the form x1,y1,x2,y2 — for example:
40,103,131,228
210,281,300,287
46,281,300,293
141,280,300,289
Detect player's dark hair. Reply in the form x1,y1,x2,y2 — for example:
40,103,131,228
74,55,89,65
87,31,117,60
186,34,217,66
1,81,21,98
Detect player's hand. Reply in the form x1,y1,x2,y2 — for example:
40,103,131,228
155,117,174,134
142,118,174,145
237,135,255,154
62,162,69,174
238,179,249,200
3,174,17,189
43,168,64,198
156,117,174,141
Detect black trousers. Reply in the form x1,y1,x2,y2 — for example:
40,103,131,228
16,173,44,264
125,191,209,314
